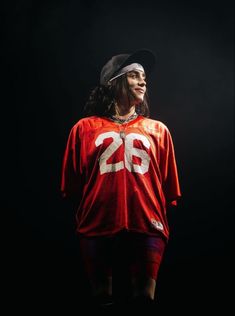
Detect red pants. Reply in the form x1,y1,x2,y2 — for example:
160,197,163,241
79,231,166,281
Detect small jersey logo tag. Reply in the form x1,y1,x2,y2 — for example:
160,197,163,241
151,219,164,231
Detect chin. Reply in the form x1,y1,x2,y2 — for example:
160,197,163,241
130,93,144,104
135,96,144,103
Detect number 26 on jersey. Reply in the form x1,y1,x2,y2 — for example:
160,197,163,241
95,132,151,175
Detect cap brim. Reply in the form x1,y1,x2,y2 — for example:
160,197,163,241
118,49,156,77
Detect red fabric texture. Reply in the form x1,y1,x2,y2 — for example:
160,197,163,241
61,115,181,240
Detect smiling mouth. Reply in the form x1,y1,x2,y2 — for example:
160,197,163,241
135,89,145,94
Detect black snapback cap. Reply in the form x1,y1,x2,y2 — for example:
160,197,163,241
100,49,156,85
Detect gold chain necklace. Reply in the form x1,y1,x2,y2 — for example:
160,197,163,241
109,112,138,139
119,123,128,139
109,112,138,124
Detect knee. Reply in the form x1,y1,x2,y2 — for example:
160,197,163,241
131,276,156,300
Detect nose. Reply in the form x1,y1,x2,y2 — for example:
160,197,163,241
138,77,146,87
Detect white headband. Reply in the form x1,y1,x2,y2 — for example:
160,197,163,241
109,63,145,82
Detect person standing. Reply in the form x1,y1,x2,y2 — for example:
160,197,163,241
61,49,181,312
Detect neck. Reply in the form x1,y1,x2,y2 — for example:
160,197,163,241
114,104,136,119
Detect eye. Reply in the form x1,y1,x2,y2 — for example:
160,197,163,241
129,73,137,78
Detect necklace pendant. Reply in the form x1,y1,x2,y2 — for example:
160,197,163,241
120,131,126,139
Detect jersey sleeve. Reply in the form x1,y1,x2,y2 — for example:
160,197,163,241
161,128,181,206
60,124,82,199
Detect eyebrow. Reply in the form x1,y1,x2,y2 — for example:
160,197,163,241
128,70,146,79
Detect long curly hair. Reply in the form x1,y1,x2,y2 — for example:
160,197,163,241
83,75,150,117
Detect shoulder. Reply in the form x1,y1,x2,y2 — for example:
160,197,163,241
70,116,109,135
140,116,170,134
71,116,101,129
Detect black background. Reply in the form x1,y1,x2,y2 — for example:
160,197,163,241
3,0,234,314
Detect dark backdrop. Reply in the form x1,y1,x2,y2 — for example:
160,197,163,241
3,0,234,314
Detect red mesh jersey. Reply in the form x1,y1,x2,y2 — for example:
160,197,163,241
61,116,181,239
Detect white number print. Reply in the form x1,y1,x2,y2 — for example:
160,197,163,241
95,132,150,175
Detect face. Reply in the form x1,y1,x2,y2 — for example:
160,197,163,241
126,70,146,103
